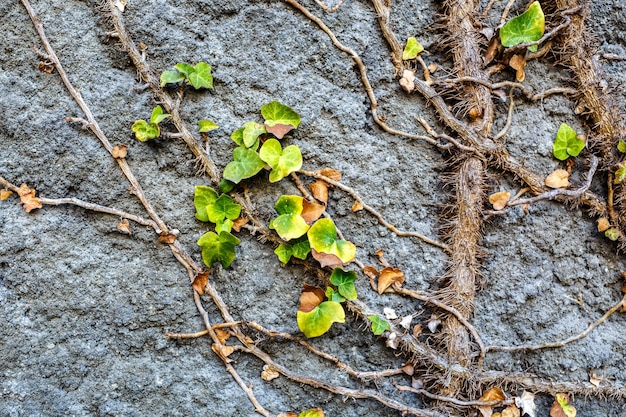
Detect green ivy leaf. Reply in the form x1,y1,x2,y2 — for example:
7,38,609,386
274,244,293,264
402,37,424,60
618,140,626,154
194,185,219,222
297,301,345,338
499,1,545,52
160,69,185,87
329,268,357,300
325,286,345,303
131,119,160,141
219,179,235,194
270,195,310,241
198,120,218,133
230,128,245,147
206,194,241,224
197,231,240,268
243,122,266,148
553,123,584,160
174,63,195,76
215,218,234,234
299,409,324,417
307,218,356,265
292,238,311,259
369,315,390,336
261,101,301,129
259,139,303,182
150,105,171,125
187,62,213,89
223,147,266,184
614,162,626,184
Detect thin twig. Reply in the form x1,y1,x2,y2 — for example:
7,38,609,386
396,384,514,407
494,89,515,140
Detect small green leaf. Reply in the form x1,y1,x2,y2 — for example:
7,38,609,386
329,268,357,300
605,228,620,241
615,163,626,184
194,185,219,222
219,179,235,194
402,37,424,60
174,63,195,76
223,147,266,183
271,196,309,240
274,244,293,264
500,1,545,52
275,195,304,215
259,139,303,182
230,128,245,147
297,301,345,338
197,230,240,268
618,140,626,154
131,120,160,141
215,218,234,234
160,70,185,87
243,122,266,148
291,238,311,260
369,315,390,336
189,62,213,89
261,101,301,129
553,123,584,160
206,194,241,224
198,120,218,133
150,105,171,125
325,286,345,303
307,218,356,265
299,409,324,417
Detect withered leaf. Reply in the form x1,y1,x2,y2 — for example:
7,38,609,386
277,413,298,417
192,270,210,295
18,183,42,213
261,364,280,381
489,191,510,210
550,393,576,417
311,248,344,269
215,328,230,344
363,266,378,280
38,61,54,73
265,123,294,139
413,324,422,337
301,199,325,224
509,54,527,82
545,169,570,189
298,284,325,313
383,307,398,320
400,69,416,93
377,266,405,294
589,372,603,387
351,200,364,212
484,36,501,65
1,189,14,200
211,343,234,361
515,391,536,417
427,63,438,73
478,386,506,417
318,168,341,182
112,144,128,159
402,363,415,376
309,180,329,204
501,405,521,417
374,249,391,267
231,216,249,233
597,217,610,232
158,232,178,244
116,218,131,235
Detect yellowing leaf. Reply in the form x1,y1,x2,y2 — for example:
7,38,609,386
489,191,510,210
299,409,324,417
402,37,424,60
545,169,570,189
550,393,576,417
377,267,405,294
297,301,345,338
18,183,42,213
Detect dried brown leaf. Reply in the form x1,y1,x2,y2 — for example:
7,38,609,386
298,284,325,313
311,248,344,269
351,200,364,212
158,232,178,244
309,180,329,204
363,266,378,280
277,413,298,417
112,144,128,159
489,191,510,210
484,36,501,65
377,266,405,294
515,391,536,417
1,189,14,200
478,387,506,417
265,123,294,139
509,54,527,82
550,393,576,417
215,329,230,344
402,363,415,376
427,63,438,73
301,199,325,224
192,270,210,295
545,169,570,189
374,249,391,267
413,324,422,337
18,183,42,213
261,364,280,381
211,343,234,360
231,216,249,233
400,69,416,93
117,218,131,235
318,168,341,182
597,217,610,232
589,372,603,387
38,61,54,73
501,405,520,417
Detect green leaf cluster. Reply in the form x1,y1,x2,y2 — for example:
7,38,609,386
329,268,357,301
274,238,311,264
553,123,585,160
131,105,170,141
499,1,545,52
297,300,345,338
160,62,213,89
402,37,424,60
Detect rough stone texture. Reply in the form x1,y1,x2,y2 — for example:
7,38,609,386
1,0,625,416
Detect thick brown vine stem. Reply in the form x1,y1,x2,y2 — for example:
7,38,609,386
370,0,404,76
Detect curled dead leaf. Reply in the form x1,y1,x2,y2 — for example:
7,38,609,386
211,343,234,361
427,316,441,333
18,183,42,213
112,144,128,159
386,331,399,349
215,329,230,344
265,123,294,139
351,200,364,212
298,284,325,313
311,248,344,269
318,168,341,182
589,372,603,387
158,231,178,244
38,61,54,73
363,266,378,280
413,324,422,337
301,199,326,224
383,307,398,320
509,54,527,82
374,249,391,267
231,216,249,232
1,189,14,200
515,391,536,417
545,169,570,189
377,266,405,294
261,364,280,381
309,180,329,205
116,218,131,235
192,270,210,295
468,107,482,120
501,405,521,417
427,63,438,73
402,363,415,376
399,69,416,93
478,387,506,417
484,36,501,65
489,191,510,211
597,217,610,232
